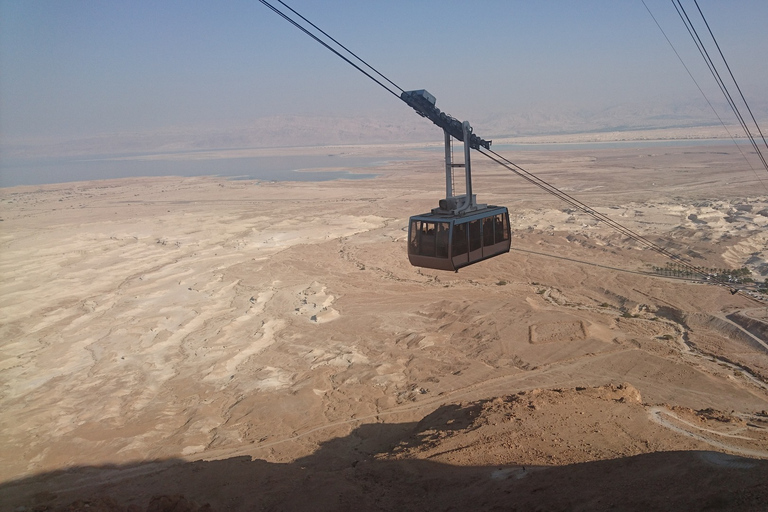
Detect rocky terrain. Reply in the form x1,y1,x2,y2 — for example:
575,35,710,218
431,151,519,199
1,142,767,510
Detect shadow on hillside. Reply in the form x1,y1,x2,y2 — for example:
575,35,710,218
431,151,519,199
2,417,768,511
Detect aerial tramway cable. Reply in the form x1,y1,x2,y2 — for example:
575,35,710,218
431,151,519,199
479,149,706,271
672,0,768,175
641,0,768,193
259,0,764,302
479,150,763,304
692,0,768,152
257,0,402,100
273,0,404,95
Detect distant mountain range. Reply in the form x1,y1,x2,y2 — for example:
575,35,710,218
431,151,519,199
3,100,765,159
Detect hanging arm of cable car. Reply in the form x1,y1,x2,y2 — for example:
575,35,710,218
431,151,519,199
400,90,492,150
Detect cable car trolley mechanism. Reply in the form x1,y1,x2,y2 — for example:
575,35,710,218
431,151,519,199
403,90,511,271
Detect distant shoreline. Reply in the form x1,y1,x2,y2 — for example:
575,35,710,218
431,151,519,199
1,124,748,159
0,126,752,188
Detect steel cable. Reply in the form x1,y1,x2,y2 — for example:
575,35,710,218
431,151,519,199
693,0,768,151
642,0,768,193
478,148,764,302
261,0,764,302
258,0,403,100
274,0,404,94
672,0,768,174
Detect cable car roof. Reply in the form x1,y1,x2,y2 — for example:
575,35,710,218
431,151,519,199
409,205,508,223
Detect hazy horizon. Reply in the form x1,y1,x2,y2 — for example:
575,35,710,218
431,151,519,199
2,1,766,152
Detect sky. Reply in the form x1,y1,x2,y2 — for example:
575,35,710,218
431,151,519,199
1,0,766,142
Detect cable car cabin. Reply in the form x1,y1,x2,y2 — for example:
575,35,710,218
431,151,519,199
408,206,510,271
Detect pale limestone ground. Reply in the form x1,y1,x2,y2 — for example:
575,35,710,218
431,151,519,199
1,142,767,510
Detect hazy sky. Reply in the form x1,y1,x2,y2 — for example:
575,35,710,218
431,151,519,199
1,0,766,140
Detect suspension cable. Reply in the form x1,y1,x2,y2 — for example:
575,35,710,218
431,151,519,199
478,148,764,302
258,0,403,101
693,0,768,151
672,0,768,175
274,0,404,94
641,0,767,193
260,0,764,302
478,148,686,261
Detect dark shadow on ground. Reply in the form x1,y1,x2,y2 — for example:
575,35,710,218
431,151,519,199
3,418,768,511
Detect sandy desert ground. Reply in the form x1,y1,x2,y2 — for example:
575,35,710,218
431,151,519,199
1,141,768,511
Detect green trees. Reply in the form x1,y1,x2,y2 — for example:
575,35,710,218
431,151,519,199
650,263,755,284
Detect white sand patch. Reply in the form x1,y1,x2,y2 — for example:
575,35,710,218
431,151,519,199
247,214,387,251
252,366,294,391
294,281,340,323
416,334,437,348
181,445,206,456
308,346,369,370
370,373,407,387
203,319,285,382
370,362,406,387
249,285,277,315
314,309,340,323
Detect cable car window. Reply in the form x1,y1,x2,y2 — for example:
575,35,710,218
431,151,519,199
495,214,509,241
419,221,436,257
436,222,449,258
483,216,495,246
453,222,468,256
409,220,420,253
469,219,482,252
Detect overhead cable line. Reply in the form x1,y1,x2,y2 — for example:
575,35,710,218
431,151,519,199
672,0,768,172
257,0,402,100
693,0,768,151
480,149,693,267
274,0,404,94
477,148,765,303
261,0,763,301
672,0,768,174
641,0,767,193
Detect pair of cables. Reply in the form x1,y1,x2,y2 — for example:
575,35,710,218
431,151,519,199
643,0,768,191
476,148,749,288
258,0,403,100
673,0,768,174
259,0,764,302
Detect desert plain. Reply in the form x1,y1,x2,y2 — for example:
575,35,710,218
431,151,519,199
1,136,768,511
